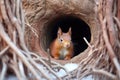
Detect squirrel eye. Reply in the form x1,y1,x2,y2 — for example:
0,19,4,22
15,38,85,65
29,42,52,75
60,38,63,42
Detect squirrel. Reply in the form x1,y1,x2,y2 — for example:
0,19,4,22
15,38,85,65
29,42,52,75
50,27,73,60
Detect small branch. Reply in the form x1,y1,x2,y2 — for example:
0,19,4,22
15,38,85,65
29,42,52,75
16,0,21,23
113,16,120,48
11,0,15,14
18,59,27,79
113,16,120,30
25,21,39,38
20,0,25,34
0,58,8,80
106,0,116,46
83,37,93,48
83,37,98,57
0,46,9,57
92,69,116,80
12,30,17,64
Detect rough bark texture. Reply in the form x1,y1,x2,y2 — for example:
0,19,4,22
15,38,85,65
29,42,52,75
23,0,100,61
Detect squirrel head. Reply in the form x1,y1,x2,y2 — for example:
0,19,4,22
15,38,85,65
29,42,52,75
57,27,72,48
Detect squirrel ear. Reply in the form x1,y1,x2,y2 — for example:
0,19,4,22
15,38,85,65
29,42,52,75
57,27,62,37
68,27,72,35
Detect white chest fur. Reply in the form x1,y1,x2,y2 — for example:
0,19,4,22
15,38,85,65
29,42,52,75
59,48,69,57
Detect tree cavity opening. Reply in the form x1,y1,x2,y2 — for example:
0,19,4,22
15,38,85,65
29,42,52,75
41,15,91,58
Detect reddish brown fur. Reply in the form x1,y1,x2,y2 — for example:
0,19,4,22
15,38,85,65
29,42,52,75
50,27,73,60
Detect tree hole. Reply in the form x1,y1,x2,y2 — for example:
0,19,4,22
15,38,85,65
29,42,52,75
41,15,91,58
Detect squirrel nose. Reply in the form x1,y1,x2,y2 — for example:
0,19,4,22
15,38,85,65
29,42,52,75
64,42,70,48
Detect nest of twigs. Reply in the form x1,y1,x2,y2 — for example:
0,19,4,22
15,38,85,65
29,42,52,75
0,0,120,80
